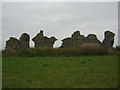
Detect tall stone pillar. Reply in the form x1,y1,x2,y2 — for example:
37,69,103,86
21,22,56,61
19,33,30,48
102,31,115,48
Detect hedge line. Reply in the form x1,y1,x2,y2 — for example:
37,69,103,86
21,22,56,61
2,47,118,57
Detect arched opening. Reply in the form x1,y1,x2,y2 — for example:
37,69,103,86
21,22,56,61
53,39,62,48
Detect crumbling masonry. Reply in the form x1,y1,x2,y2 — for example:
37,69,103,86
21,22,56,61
61,30,115,49
5,33,30,51
5,30,115,51
32,30,57,48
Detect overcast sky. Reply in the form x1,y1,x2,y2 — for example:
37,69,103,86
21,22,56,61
2,2,118,50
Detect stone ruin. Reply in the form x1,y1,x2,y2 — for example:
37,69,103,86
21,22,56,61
5,30,57,51
19,33,30,48
5,37,20,51
5,30,115,51
5,33,30,51
32,30,57,48
61,30,115,49
102,31,115,49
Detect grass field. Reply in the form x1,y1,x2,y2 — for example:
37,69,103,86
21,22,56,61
2,56,118,88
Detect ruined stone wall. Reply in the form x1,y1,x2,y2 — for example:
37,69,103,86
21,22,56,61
102,31,115,49
19,33,30,48
61,30,114,49
5,37,20,51
5,30,57,50
5,30,115,50
5,33,30,51
32,30,57,48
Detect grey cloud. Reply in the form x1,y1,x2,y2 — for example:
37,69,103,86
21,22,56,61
2,2,118,50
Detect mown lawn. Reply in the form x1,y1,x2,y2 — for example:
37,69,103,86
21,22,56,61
2,56,118,88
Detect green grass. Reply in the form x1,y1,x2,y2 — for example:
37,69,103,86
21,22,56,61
2,56,118,88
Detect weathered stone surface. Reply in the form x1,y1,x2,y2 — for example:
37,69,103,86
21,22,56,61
4,30,115,50
32,30,57,48
81,34,103,47
19,33,30,48
61,38,74,48
72,31,85,40
102,31,115,48
61,31,103,48
61,31,86,48
5,37,20,51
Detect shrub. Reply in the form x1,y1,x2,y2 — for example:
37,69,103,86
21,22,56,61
2,47,116,57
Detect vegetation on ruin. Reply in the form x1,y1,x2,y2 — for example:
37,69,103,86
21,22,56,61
2,47,119,57
2,56,118,88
